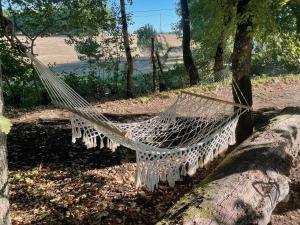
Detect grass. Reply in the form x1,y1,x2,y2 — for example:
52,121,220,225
128,74,300,104
252,74,300,84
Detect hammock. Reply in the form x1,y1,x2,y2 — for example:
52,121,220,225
27,53,251,191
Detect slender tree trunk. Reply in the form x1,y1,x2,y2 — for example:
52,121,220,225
289,0,300,32
3,77,19,105
120,0,133,98
213,35,225,82
156,49,164,75
151,37,158,93
180,0,199,85
0,1,14,47
232,0,253,144
0,60,11,225
156,50,167,91
29,39,41,104
213,3,234,82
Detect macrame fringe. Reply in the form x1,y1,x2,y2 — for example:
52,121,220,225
71,115,238,191
135,119,239,191
69,101,240,191
71,117,120,151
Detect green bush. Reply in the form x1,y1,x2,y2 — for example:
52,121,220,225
252,35,300,75
0,39,48,107
161,64,188,89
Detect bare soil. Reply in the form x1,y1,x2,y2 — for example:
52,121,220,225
20,34,182,74
7,79,300,225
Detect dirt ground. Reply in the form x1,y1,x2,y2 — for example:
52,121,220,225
19,34,182,74
7,78,300,225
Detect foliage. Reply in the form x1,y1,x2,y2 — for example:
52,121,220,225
136,24,162,51
190,0,236,58
74,37,101,63
162,64,189,89
250,0,300,75
7,0,65,38
189,0,300,76
252,34,300,75
0,37,44,106
60,0,115,38
0,116,12,134
289,0,300,32
60,65,189,101
7,0,114,38
2,0,124,106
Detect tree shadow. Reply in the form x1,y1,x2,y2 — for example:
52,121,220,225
7,113,154,172
212,199,264,225
273,179,300,215
158,107,300,224
209,106,300,183
8,107,300,224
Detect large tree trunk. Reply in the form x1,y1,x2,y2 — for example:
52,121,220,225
232,0,253,144
157,107,300,225
120,0,133,98
0,3,12,224
0,60,11,225
180,0,199,85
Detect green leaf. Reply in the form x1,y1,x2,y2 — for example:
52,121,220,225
0,116,12,134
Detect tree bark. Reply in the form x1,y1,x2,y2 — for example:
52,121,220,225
213,2,234,82
29,39,42,104
0,2,14,47
180,0,199,85
157,107,300,225
232,0,253,144
156,49,164,76
120,0,134,98
213,35,225,82
151,37,159,93
289,0,300,33
0,3,12,223
156,50,167,91
0,60,11,225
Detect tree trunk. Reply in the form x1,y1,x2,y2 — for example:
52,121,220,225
29,39,42,104
151,37,159,93
180,0,199,85
289,0,300,33
120,0,133,98
157,108,300,225
232,0,253,144
213,35,225,82
0,1,14,47
213,2,233,82
0,60,11,225
3,76,19,105
156,50,167,91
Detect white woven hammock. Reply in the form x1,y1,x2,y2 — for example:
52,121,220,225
27,53,251,191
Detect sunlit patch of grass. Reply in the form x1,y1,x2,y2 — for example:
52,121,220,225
252,74,300,85
10,169,38,184
127,74,300,104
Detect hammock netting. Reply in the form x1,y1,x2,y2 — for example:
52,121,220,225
27,53,249,191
